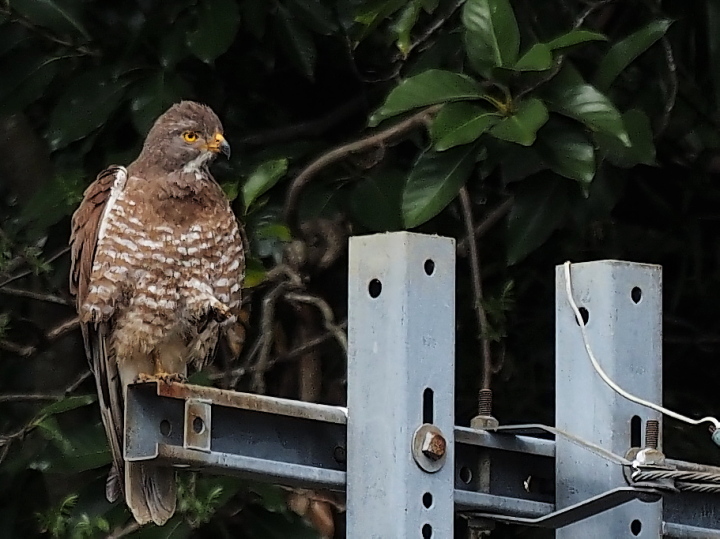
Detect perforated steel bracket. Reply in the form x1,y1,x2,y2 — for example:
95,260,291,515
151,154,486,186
184,399,211,452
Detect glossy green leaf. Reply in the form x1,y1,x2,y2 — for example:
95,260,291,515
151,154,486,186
186,0,240,63
11,0,89,39
370,69,485,126
277,6,317,79
0,54,61,114
37,395,96,416
243,257,267,288
242,158,289,209
539,124,596,189
351,170,404,231
507,175,570,264
490,98,549,146
46,69,130,151
287,0,338,35
462,0,520,68
394,0,422,56
130,72,191,135
513,43,552,71
431,103,500,150
402,145,477,227
160,23,192,68
546,29,606,50
0,24,30,56
34,420,110,473
593,19,673,91
596,109,656,167
546,77,630,146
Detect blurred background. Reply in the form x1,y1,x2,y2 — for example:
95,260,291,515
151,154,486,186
1,0,720,536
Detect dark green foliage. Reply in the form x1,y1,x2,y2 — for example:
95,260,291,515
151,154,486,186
2,0,720,537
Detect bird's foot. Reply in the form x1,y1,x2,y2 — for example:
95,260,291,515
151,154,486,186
209,301,233,323
135,372,187,384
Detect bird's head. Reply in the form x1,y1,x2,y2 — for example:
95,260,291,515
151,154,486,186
140,101,231,173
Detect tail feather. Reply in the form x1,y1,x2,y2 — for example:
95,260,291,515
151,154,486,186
106,462,121,503
127,461,176,526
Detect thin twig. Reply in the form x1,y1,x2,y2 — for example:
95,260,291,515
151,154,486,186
516,0,615,100
278,320,347,362
457,198,513,255
393,0,465,60
0,370,91,403
656,38,677,135
285,292,348,354
0,246,70,289
0,369,93,464
238,96,366,146
0,6,99,57
283,106,440,227
0,317,79,359
0,393,64,403
251,281,293,393
0,339,35,357
0,286,70,305
459,188,492,392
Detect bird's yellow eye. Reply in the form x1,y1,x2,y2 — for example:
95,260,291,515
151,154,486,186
182,131,199,143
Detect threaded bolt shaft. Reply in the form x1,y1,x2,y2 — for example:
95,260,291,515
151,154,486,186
478,389,493,416
645,419,660,449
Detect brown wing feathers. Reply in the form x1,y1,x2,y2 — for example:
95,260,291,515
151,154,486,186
69,166,126,502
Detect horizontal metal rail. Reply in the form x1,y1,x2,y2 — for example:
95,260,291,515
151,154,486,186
125,380,720,534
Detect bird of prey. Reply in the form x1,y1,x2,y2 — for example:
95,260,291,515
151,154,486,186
69,101,245,525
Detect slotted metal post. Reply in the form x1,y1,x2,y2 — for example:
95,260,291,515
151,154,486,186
347,232,456,539
556,261,663,538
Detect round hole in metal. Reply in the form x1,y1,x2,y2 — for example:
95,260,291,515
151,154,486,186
368,279,382,298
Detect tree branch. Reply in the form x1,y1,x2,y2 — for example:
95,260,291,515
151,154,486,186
459,187,492,392
282,105,440,227
0,316,79,359
238,96,366,146
0,246,70,289
0,7,99,57
0,286,70,306
457,197,513,255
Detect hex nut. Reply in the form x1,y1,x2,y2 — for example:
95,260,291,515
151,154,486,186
421,431,446,460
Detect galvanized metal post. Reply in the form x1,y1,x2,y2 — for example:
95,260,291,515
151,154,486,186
556,261,663,538
347,232,456,539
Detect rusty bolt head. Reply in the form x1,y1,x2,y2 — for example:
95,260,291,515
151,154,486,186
421,431,446,460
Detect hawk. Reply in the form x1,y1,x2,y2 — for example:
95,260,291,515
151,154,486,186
69,101,245,525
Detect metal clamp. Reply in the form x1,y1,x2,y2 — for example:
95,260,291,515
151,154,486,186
184,398,211,452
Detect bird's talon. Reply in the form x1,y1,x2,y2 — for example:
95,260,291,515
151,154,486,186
135,372,187,384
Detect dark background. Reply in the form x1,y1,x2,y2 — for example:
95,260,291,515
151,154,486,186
1,0,720,536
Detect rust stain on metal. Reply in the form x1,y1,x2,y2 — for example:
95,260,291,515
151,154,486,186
422,431,447,460
135,380,347,424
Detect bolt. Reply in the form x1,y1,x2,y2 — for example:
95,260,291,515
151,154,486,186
645,419,659,449
478,389,493,416
421,431,446,461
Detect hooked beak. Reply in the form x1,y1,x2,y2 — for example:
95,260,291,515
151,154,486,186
208,132,231,158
